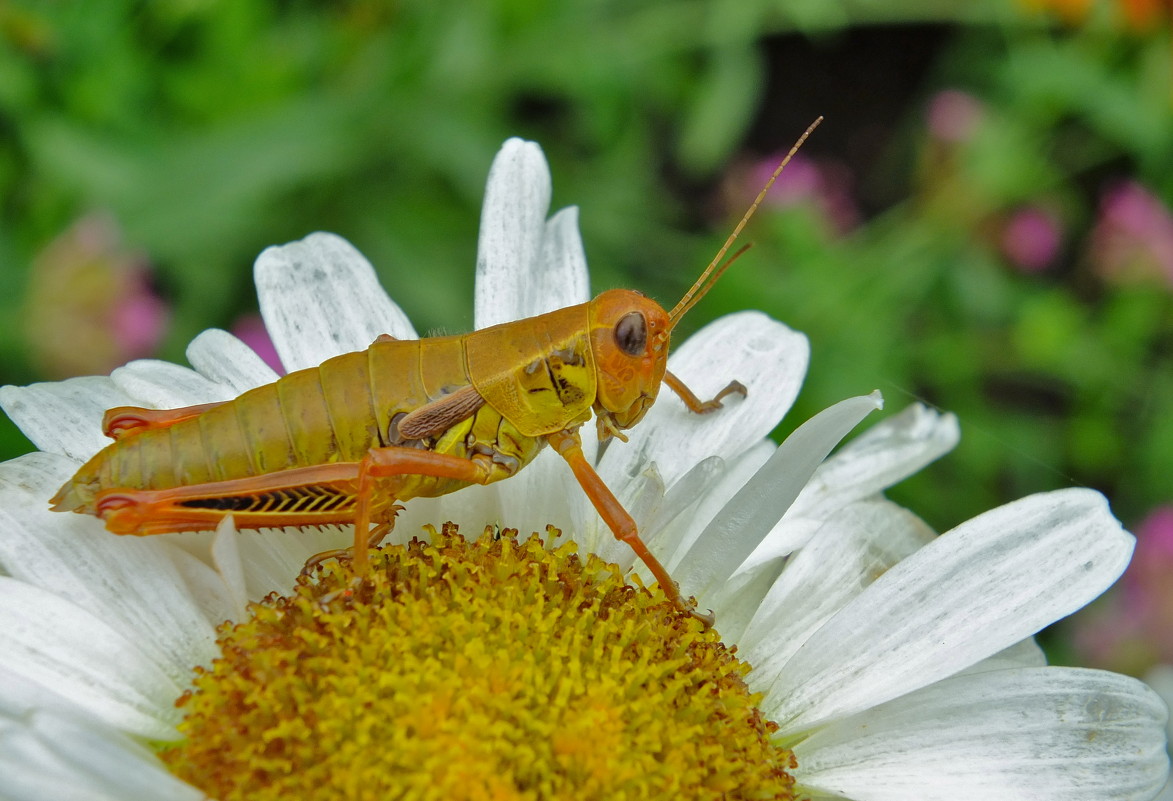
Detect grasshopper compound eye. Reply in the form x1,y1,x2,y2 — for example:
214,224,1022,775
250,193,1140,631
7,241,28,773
614,312,647,356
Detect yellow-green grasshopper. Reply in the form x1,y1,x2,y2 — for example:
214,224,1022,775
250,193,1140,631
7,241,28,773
50,120,821,623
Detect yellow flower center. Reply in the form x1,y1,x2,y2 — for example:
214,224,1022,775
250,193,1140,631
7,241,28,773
162,525,797,800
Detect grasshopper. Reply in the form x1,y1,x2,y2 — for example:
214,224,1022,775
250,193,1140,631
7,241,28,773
51,120,821,624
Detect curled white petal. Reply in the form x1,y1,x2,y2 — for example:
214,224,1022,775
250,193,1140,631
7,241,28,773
167,547,239,627
677,391,883,601
787,403,959,520
230,525,341,600
210,516,249,621
660,443,774,574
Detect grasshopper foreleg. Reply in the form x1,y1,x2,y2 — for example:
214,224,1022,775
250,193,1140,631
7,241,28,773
547,428,714,627
662,371,746,415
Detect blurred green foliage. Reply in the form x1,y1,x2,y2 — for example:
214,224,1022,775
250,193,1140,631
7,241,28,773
0,0,1170,554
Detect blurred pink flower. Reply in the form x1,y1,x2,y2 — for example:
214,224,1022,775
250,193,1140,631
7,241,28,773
110,270,170,356
1126,507,1173,621
1001,206,1062,272
1075,505,1173,672
749,152,859,235
23,214,170,378
926,89,985,144
1090,181,1173,288
231,313,284,374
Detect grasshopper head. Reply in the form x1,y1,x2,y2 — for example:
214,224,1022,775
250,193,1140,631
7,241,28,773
584,119,823,443
588,288,671,437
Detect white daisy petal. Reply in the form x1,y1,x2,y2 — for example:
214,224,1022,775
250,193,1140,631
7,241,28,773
660,441,775,573
537,206,592,311
957,637,1047,675
743,404,957,573
233,526,343,600
703,557,785,644
0,377,130,461
600,312,809,491
256,231,416,370
0,665,113,727
186,328,278,392
111,359,237,408
793,667,1169,801
764,489,1135,733
677,392,884,601
0,710,201,801
739,499,934,678
787,403,959,519
166,547,238,628
474,138,554,328
210,517,249,621
491,448,579,545
645,455,725,552
0,578,182,740
0,136,1162,799
592,462,668,568
0,453,219,683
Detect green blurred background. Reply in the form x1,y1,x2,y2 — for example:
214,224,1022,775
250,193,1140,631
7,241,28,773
1,0,1171,673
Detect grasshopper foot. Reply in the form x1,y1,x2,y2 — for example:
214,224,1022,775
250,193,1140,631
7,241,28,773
690,607,716,628
301,547,350,577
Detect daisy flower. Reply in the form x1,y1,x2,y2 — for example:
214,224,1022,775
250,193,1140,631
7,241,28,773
0,139,1167,800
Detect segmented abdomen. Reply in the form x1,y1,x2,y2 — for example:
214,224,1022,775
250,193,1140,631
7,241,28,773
65,336,474,507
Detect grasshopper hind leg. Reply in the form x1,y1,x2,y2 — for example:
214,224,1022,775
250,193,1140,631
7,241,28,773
309,445,493,579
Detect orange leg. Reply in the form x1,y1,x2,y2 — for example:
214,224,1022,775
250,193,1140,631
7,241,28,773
302,520,396,577
103,401,228,440
94,447,492,575
662,371,746,415
547,428,713,627
349,447,491,575
93,462,368,535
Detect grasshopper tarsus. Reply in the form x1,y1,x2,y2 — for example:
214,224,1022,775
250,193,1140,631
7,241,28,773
691,608,717,629
709,379,748,410
663,372,748,415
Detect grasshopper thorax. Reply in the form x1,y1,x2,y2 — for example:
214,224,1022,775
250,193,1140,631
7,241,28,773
588,288,671,438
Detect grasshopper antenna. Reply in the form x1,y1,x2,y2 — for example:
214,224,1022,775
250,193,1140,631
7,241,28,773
667,116,823,329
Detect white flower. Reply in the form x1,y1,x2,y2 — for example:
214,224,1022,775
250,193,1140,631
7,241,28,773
0,139,1167,800
1144,666,1173,801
